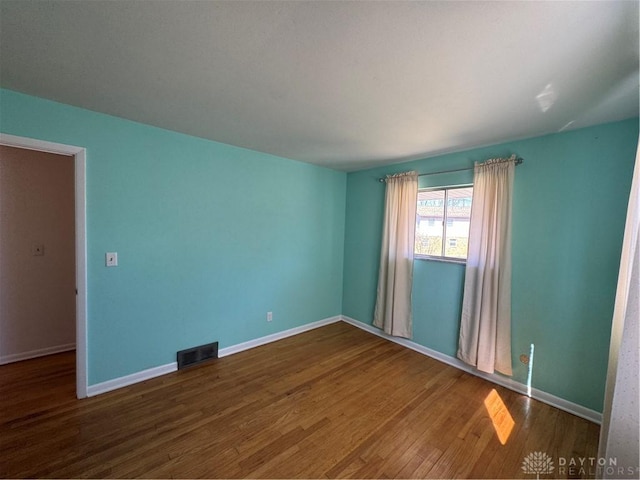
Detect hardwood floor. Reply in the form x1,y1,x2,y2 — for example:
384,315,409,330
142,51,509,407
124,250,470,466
0,322,599,478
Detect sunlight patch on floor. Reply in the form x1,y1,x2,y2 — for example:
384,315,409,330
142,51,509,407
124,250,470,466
484,388,515,445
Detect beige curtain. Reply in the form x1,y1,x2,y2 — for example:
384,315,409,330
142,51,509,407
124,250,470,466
457,156,515,375
373,171,418,338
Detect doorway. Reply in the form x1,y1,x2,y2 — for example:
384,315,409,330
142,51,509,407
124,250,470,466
0,133,87,398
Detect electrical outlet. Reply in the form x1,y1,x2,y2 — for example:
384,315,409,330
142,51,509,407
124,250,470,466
267,311,273,322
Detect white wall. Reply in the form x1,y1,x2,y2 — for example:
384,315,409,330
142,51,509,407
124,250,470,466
599,141,640,479
602,241,639,478
0,145,75,363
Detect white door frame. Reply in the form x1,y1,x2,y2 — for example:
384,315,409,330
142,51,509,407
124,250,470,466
0,133,88,398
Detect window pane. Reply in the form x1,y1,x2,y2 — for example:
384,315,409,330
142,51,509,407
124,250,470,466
415,190,444,256
444,187,473,259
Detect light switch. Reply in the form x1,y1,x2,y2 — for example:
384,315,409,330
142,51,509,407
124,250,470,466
105,252,118,267
32,244,45,256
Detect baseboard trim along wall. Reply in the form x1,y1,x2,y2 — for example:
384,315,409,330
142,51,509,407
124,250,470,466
85,312,602,424
218,316,342,358
87,362,178,397
0,343,75,365
340,315,602,425
86,315,342,397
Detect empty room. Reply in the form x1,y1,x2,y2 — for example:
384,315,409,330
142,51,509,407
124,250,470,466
0,1,638,479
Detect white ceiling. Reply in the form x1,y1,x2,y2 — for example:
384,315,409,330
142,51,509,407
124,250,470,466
1,1,638,171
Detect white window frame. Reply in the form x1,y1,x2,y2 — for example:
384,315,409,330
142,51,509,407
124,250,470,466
414,184,473,264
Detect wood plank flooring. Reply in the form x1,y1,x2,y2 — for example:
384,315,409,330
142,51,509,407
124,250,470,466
0,322,600,478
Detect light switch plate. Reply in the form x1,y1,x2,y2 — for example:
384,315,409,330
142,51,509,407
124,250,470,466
105,252,118,267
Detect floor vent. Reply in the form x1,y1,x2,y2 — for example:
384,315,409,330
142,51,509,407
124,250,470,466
177,341,219,370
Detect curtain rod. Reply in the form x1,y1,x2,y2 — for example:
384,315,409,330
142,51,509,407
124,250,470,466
377,157,523,183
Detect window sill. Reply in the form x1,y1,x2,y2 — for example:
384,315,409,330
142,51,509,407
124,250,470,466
414,255,467,265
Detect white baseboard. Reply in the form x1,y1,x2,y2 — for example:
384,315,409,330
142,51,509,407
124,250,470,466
86,315,342,397
340,315,602,424
218,315,342,357
85,313,601,424
0,343,75,365
87,362,178,397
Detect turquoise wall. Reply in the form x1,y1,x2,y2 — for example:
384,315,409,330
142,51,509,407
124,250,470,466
0,89,346,385
2,87,637,412
343,119,639,412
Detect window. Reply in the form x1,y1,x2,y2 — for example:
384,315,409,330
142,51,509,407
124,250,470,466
415,186,473,261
